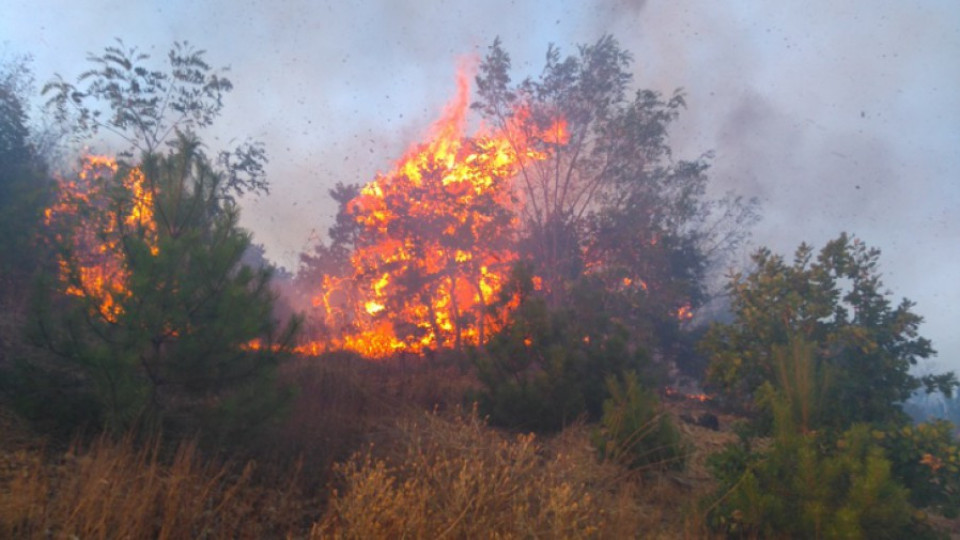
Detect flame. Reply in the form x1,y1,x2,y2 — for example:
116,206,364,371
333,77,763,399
664,387,713,403
304,64,692,358
306,67,565,357
45,156,157,321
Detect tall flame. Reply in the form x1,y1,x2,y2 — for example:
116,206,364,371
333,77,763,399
308,68,566,357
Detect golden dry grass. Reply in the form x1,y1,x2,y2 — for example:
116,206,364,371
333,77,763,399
0,354,734,539
0,433,311,539
314,405,719,539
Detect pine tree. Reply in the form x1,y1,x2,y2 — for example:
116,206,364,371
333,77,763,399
33,133,299,437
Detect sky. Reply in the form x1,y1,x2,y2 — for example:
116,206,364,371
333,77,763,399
2,0,959,372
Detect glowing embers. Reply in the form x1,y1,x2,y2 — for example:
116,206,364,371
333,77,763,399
664,387,713,403
45,156,158,322
309,69,565,357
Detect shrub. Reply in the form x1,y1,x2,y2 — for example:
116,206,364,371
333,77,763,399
316,408,609,538
706,382,937,540
592,371,687,471
879,420,960,518
707,423,935,539
472,268,649,433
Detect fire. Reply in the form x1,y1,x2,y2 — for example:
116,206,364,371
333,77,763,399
45,156,157,321
664,387,713,403
308,68,565,357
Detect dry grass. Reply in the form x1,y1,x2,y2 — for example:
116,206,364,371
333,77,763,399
0,434,311,539
261,352,479,482
0,354,734,539
315,405,717,539
315,407,606,538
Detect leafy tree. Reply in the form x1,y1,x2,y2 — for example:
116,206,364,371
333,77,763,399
701,233,957,429
31,134,299,437
0,57,32,167
473,36,758,361
43,39,267,198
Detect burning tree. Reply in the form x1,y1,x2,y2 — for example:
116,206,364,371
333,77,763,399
7,42,300,436
303,71,565,357
473,36,758,357
301,36,756,366
33,134,298,434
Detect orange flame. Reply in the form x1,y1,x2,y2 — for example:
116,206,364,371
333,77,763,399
306,68,564,357
45,156,157,321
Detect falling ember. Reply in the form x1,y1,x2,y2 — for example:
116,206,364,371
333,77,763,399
44,156,157,322
676,304,694,322
308,67,566,357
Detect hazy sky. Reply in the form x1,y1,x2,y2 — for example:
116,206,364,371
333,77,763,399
3,0,959,372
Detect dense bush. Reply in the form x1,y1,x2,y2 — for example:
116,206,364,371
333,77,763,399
707,423,932,539
879,420,960,518
701,234,957,429
472,268,651,433
705,337,944,538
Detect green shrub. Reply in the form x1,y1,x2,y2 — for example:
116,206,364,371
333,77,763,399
706,376,939,540
879,420,960,518
707,424,935,539
472,269,649,433
592,371,686,470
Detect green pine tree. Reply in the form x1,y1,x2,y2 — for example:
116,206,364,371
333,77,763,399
31,133,299,440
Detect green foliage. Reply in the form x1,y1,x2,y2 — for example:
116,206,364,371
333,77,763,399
749,336,833,435
0,56,58,426
707,421,932,539
29,135,299,439
0,55,52,284
878,421,960,518
472,265,649,433
701,233,958,429
592,370,686,470
705,340,944,538
43,39,267,197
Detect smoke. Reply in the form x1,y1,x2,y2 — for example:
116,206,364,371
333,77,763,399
570,0,960,370
4,0,958,368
